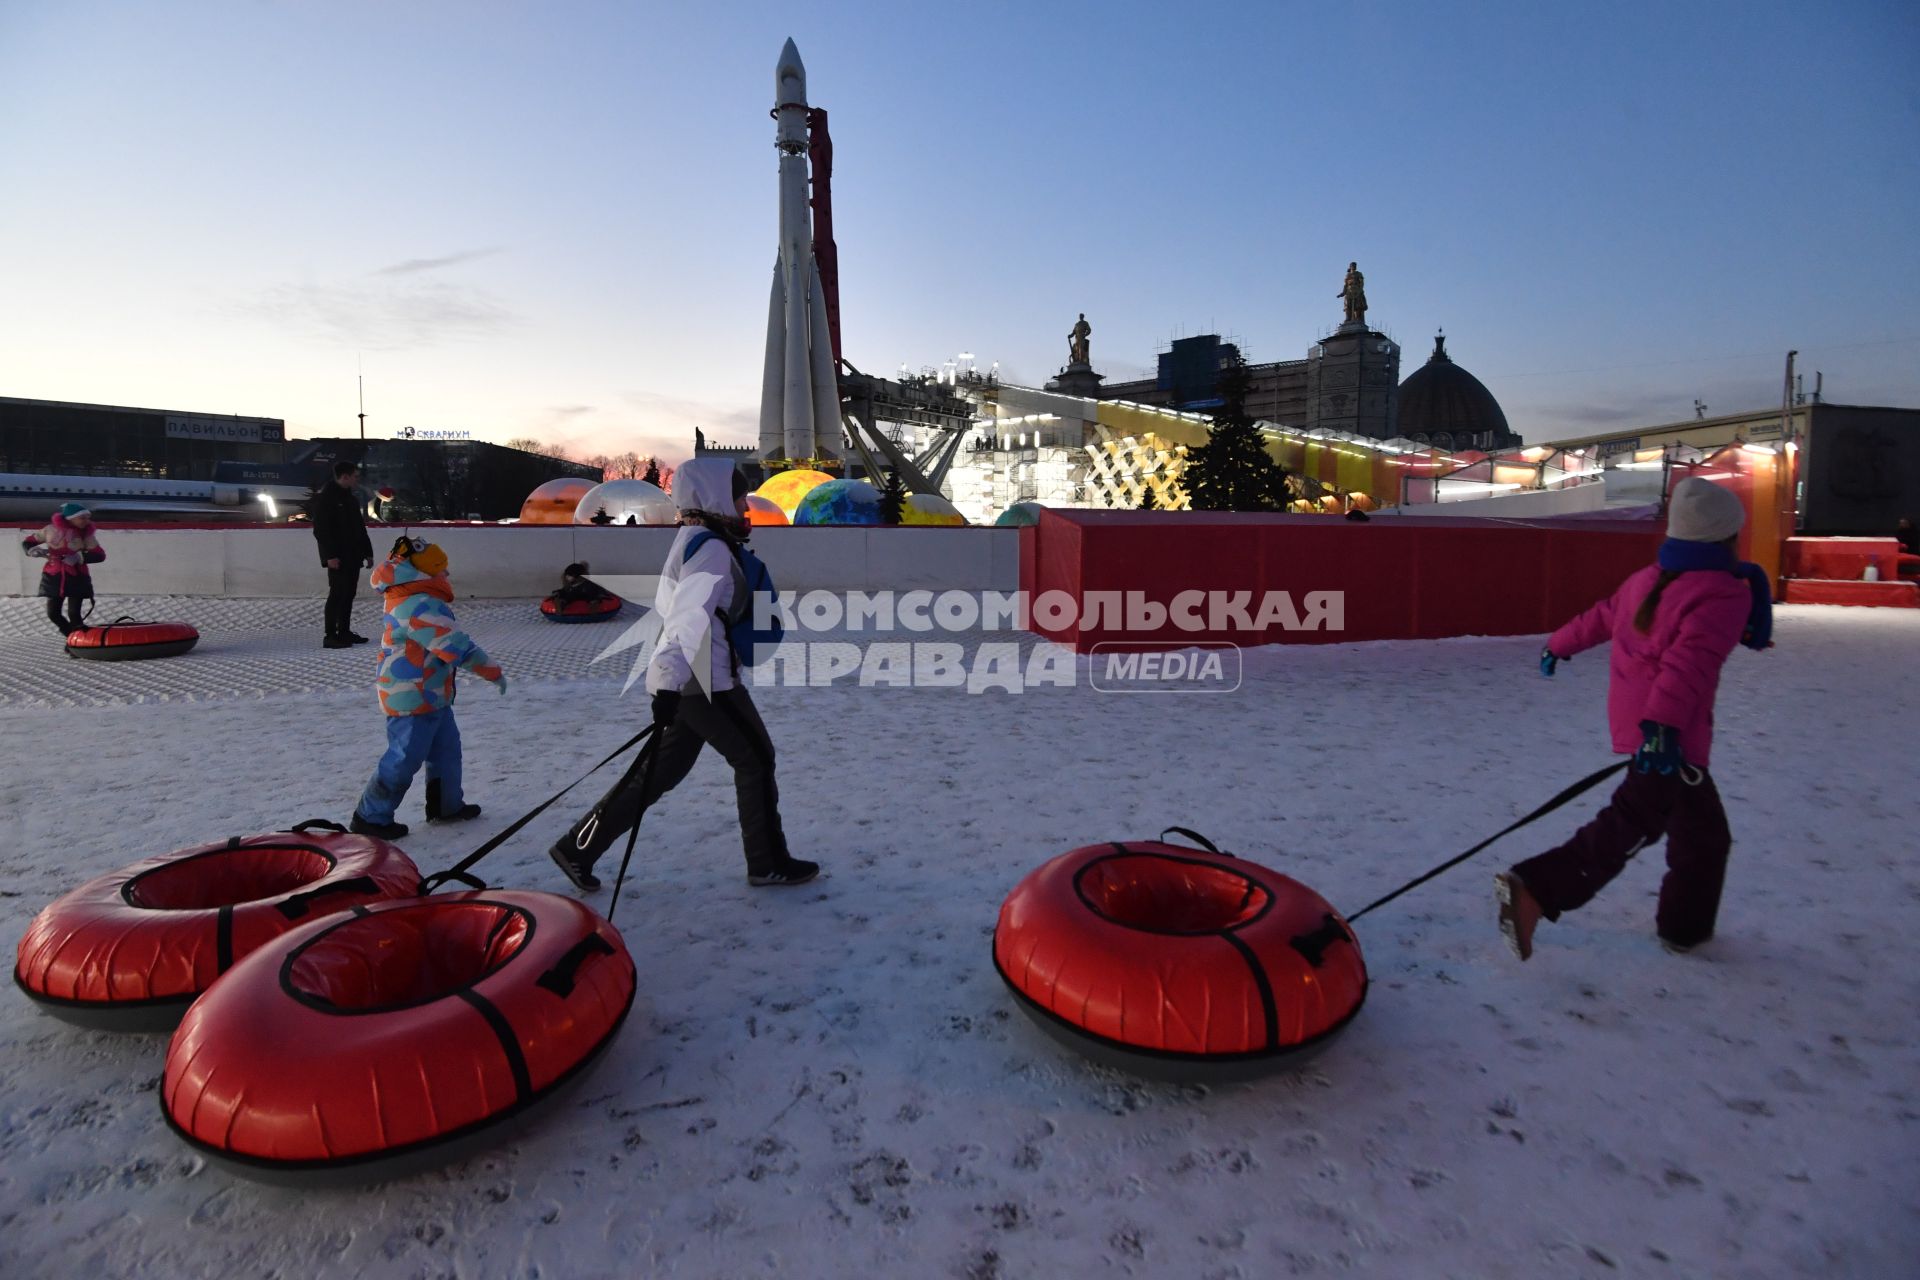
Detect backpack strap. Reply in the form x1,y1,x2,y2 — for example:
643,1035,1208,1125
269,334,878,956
680,528,749,666
684,528,745,594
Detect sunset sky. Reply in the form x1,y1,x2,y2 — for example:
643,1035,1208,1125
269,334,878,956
3,1,1915,464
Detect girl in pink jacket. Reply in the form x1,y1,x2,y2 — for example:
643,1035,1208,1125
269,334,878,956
21,502,106,635
1496,478,1772,960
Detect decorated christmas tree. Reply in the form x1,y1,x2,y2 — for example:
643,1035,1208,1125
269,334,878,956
879,469,907,525
1183,350,1290,512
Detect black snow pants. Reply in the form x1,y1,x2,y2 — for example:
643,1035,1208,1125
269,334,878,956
1511,766,1733,949
559,686,789,877
323,565,360,638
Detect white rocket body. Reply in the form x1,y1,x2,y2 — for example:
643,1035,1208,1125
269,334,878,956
758,39,840,466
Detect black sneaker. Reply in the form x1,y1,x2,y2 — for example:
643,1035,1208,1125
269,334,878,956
548,840,602,892
324,635,354,649
347,632,372,644
350,811,409,839
748,858,820,888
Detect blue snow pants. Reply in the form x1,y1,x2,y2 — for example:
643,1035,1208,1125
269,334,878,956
356,708,463,824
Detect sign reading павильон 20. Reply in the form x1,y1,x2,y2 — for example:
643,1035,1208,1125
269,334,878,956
164,417,282,443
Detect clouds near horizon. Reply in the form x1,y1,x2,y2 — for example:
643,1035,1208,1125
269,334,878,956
2,3,1915,457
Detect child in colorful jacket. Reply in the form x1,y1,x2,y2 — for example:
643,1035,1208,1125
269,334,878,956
350,536,506,839
21,502,106,634
1497,478,1772,960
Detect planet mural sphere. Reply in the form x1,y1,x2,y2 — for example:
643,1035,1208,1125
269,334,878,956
792,478,882,527
755,469,834,518
993,501,1047,527
900,493,967,526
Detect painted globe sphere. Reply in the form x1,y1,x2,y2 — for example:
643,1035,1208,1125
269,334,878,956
792,479,883,527
993,501,1047,527
755,469,834,518
900,493,967,526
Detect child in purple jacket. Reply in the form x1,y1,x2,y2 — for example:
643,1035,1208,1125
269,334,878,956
1497,478,1772,960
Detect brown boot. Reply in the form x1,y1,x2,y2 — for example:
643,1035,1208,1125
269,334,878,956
1494,872,1544,961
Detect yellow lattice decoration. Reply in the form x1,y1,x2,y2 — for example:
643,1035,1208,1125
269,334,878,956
1086,429,1191,509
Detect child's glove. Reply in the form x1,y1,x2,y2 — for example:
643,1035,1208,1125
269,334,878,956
23,541,47,559
651,690,680,727
1633,721,1682,775
1539,647,1561,678
494,673,508,696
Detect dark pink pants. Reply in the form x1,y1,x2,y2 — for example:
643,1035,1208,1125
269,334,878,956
1512,767,1732,948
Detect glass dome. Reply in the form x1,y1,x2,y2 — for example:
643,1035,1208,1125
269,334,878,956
572,479,677,526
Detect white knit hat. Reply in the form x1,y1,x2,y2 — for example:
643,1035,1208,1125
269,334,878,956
1667,477,1746,543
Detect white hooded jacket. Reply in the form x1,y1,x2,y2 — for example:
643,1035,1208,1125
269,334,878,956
645,459,749,696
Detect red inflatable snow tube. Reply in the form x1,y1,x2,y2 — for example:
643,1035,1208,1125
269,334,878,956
65,618,200,660
13,822,420,1031
539,595,623,623
993,835,1368,1081
162,890,635,1183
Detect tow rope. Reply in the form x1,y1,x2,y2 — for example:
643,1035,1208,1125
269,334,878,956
419,726,658,895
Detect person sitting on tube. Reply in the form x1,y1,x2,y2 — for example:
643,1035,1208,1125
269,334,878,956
548,562,614,606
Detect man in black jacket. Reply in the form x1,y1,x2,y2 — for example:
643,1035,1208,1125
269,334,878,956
311,461,375,648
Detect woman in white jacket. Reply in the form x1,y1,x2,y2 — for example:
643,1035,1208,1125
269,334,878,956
549,460,816,890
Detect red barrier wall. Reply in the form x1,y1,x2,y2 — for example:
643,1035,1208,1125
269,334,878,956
1784,536,1901,581
1022,510,1664,652
1779,579,1920,608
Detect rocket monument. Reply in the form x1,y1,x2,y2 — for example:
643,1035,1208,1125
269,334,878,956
758,38,841,467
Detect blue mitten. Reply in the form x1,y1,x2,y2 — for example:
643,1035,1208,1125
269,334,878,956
1539,647,1561,678
1633,721,1682,775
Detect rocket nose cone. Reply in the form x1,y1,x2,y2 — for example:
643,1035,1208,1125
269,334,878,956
775,37,806,103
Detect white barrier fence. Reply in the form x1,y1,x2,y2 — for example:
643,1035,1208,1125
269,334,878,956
9,526,1023,600
1384,483,1609,520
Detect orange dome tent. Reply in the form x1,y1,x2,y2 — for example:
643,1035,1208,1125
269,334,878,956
744,494,789,526
519,478,595,526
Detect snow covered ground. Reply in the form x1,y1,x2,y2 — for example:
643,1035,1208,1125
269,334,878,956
1,595,1915,1279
